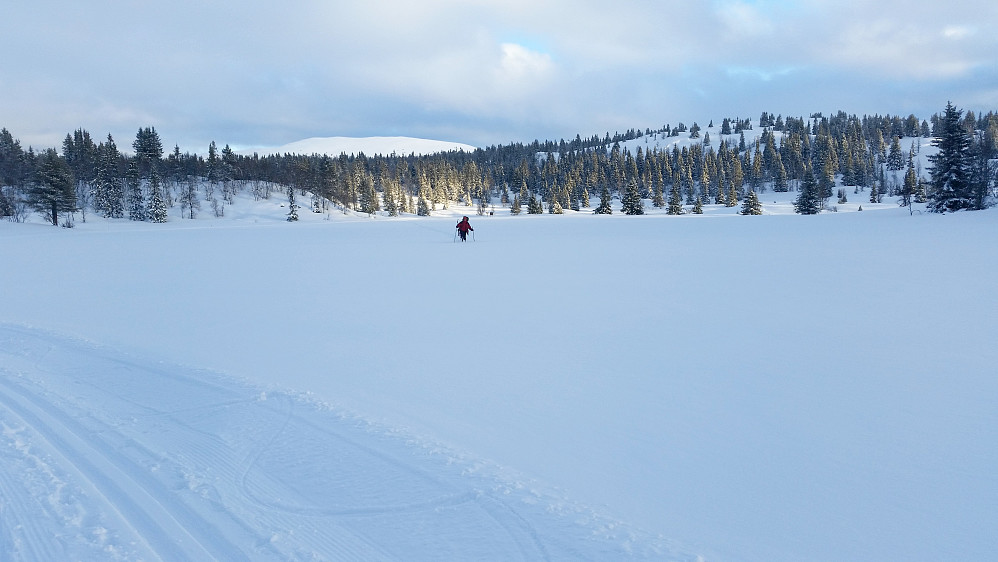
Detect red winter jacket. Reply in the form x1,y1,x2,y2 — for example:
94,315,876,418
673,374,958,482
456,218,473,233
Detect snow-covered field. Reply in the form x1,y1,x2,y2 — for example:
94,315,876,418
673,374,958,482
1,188,996,561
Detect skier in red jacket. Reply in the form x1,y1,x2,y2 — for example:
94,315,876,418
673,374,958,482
456,216,474,241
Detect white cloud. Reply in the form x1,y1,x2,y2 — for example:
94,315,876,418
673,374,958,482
1,0,996,149
497,43,554,84
724,65,801,82
942,25,976,40
714,1,775,37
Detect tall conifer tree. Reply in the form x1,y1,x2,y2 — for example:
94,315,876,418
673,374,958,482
794,166,821,214
620,178,644,215
28,149,75,225
928,102,974,212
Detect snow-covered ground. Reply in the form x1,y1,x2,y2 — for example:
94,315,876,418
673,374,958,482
2,186,996,561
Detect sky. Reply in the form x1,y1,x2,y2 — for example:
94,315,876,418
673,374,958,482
2,0,996,153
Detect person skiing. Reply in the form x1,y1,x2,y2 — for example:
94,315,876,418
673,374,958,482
456,216,474,242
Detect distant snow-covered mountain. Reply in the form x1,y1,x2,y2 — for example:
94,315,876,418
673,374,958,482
239,136,476,157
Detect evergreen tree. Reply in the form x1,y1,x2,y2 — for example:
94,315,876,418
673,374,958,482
220,144,237,203
416,195,431,216
725,181,738,207
869,179,881,204
620,178,644,215
652,179,665,208
818,157,836,207
691,196,703,214
358,172,379,215
527,194,543,214
772,153,788,192
900,157,918,210
0,128,26,189
132,127,163,180
928,102,974,212
27,148,76,225
968,131,995,211
383,177,400,217
94,134,124,218
206,141,221,186
740,190,763,215
886,135,905,171
593,185,613,214
510,193,522,215
286,185,299,221
794,166,821,214
147,172,168,223
667,182,683,215
125,161,146,221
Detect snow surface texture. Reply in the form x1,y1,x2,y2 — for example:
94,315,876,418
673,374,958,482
2,139,997,560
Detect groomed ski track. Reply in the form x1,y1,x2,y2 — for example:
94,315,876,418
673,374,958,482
0,324,687,561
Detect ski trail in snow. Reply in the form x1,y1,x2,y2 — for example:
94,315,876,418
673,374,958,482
235,393,552,559
0,324,691,560
0,376,218,560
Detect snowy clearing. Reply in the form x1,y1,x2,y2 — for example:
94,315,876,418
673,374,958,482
1,189,996,561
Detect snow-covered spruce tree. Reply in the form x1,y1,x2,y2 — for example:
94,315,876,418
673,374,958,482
886,135,905,171
900,157,918,211
416,195,431,216
132,127,163,180
928,101,974,213
27,148,75,226
383,177,400,217
94,134,124,218
358,172,379,216
968,129,995,211
147,172,168,223
725,181,739,207
286,185,299,221
620,178,644,215
125,161,146,221
773,154,789,193
692,196,704,214
652,179,665,208
818,158,835,208
220,144,237,204
794,165,821,215
593,185,612,214
667,182,683,215
527,194,543,214
740,190,763,215
869,179,881,204
205,141,221,190
510,193,521,215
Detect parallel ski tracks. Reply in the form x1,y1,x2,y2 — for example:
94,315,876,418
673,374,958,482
0,374,250,561
0,324,577,560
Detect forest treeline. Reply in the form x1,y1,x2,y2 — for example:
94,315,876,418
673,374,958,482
1,105,996,226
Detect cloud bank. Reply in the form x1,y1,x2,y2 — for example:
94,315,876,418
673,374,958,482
1,0,995,152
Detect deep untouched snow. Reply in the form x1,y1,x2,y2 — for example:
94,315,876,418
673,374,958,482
2,186,997,560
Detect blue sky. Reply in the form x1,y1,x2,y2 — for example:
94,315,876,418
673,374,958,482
1,0,996,152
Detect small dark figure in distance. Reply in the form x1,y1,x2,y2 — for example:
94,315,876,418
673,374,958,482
456,216,474,241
